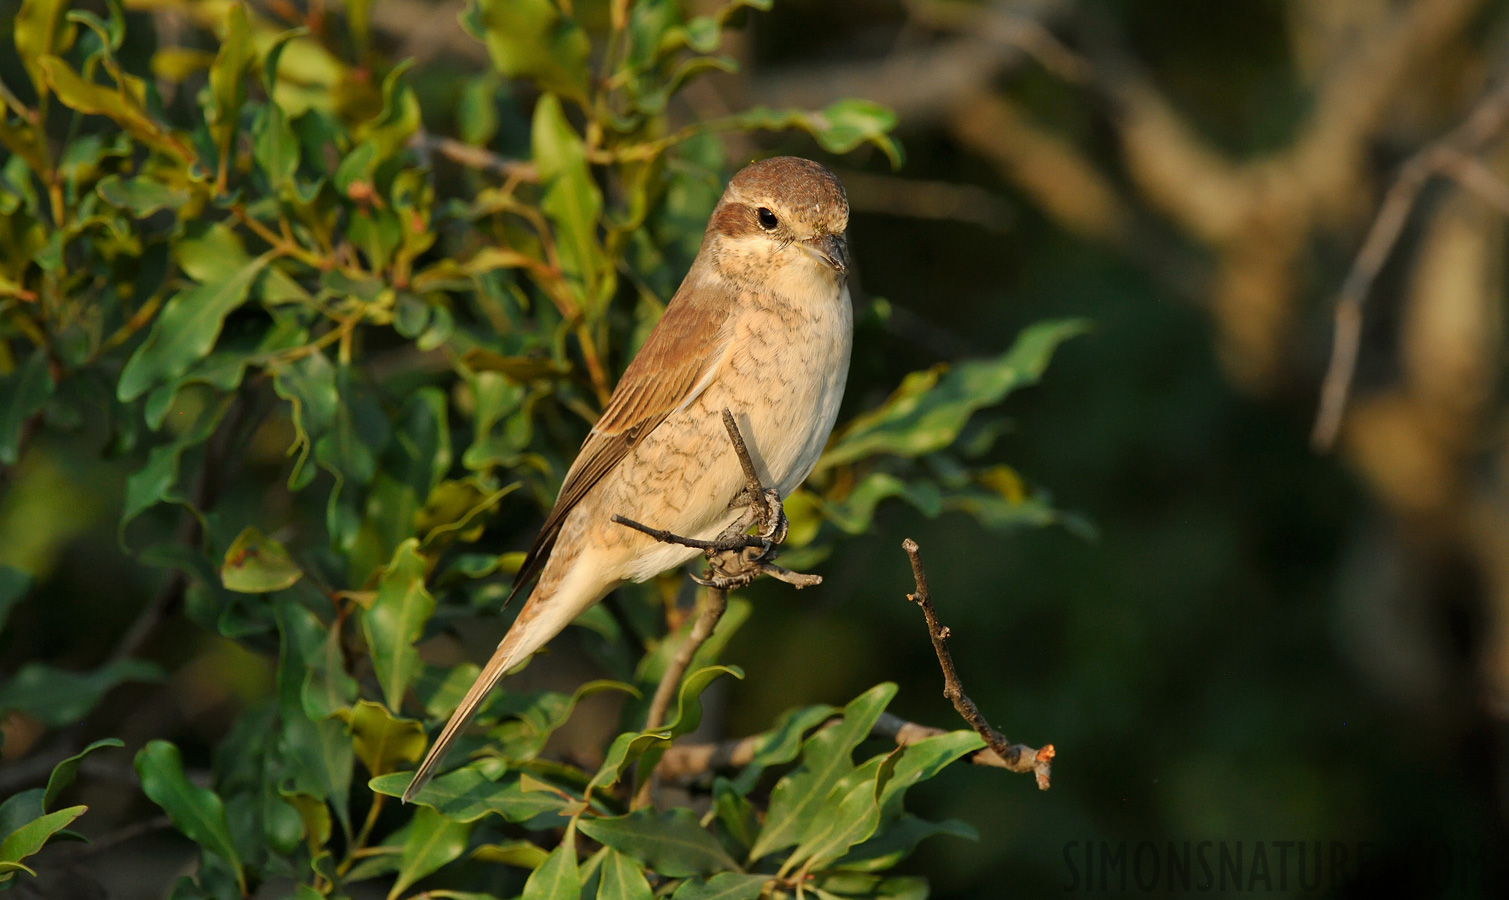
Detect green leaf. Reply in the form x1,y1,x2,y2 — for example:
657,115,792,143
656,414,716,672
532,93,606,313
14,0,76,98
0,347,54,466
596,847,653,900
586,666,740,795
468,0,591,101
254,103,300,190
387,807,472,900
207,2,255,171
746,683,897,862
726,704,836,795
271,351,338,491
338,700,427,777
45,738,125,810
121,397,232,531
0,805,86,878
522,838,582,900
117,254,271,401
0,660,164,726
96,174,189,215
36,56,191,162
362,539,435,710
579,808,739,879
484,679,639,762
370,768,570,825
783,755,893,873
220,526,303,593
135,741,247,894
726,100,904,168
472,839,551,869
670,873,770,900
817,319,1091,472
836,815,977,872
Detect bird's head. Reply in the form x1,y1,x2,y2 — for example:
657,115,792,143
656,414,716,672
701,157,850,294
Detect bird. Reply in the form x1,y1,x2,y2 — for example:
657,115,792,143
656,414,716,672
403,156,853,801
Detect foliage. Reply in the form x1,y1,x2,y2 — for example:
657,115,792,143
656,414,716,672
0,0,1081,897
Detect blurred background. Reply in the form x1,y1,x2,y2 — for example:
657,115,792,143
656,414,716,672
7,0,1509,896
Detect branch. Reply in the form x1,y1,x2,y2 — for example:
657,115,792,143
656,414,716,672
654,710,1033,782
1312,78,1509,451
902,538,1054,789
409,132,538,184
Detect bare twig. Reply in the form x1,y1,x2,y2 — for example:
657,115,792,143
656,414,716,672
902,538,1054,789
409,132,538,183
1312,79,1509,452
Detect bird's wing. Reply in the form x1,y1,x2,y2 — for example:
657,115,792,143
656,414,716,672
504,282,735,605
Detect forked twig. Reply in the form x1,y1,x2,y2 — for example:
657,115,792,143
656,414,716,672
903,538,1054,789
1312,79,1509,451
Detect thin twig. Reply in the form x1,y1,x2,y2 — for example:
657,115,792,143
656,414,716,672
611,515,751,553
902,538,1054,789
409,132,538,183
1312,78,1509,451
720,409,771,525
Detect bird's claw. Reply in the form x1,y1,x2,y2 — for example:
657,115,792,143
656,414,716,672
695,538,775,590
758,487,788,544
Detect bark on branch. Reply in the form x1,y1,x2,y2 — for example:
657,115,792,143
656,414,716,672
902,538,1054,789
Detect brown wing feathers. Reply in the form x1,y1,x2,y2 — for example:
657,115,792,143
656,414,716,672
503,279,733,607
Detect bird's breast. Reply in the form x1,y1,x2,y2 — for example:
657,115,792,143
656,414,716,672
719,283,853,495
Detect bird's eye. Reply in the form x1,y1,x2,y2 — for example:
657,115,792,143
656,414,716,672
756,207,779,230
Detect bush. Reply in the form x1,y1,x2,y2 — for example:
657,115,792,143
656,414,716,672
0,1,1081,896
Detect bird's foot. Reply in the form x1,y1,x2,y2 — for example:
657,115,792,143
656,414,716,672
758,487,788,544
693,541,773,591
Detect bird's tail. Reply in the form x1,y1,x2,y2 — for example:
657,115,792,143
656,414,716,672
402,584,590,802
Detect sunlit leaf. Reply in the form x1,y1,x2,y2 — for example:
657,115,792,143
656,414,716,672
522,838,582,900
45,738,124,810
817,319,1092,471
724,100,903,168
221,526,303,593
595,847,653,900
0,805,86,883
467,0,590,102
370,768,571,825
533,93,607,314
338,700,427,777
747,683,896,861
670,873,770,900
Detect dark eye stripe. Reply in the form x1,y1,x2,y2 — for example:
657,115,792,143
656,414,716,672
756,207,779,230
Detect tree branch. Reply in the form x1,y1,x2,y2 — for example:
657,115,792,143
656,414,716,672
1312,78,1509,451
902,538,1054,789
654,710,1034,782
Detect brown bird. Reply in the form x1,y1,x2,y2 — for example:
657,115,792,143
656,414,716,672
404,157,852,801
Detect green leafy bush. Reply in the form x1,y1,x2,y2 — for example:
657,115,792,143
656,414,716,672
0,1,1082,897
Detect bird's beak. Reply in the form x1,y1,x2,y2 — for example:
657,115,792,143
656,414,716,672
801,233,848,275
